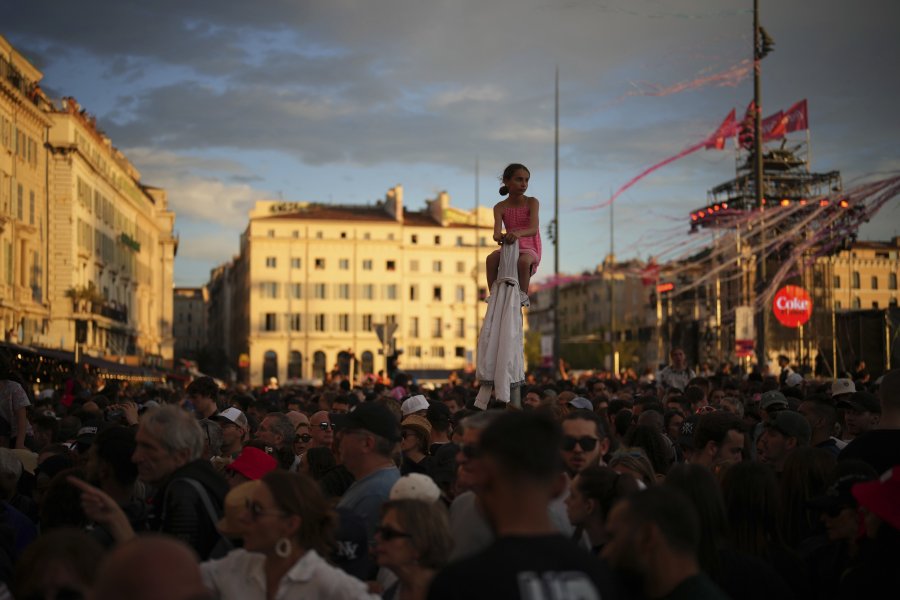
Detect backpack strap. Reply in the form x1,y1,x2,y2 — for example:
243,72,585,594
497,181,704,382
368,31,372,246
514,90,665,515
164,477,222,526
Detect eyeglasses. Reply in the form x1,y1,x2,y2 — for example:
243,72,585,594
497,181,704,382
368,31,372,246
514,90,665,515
562,436,600,452
296,433,312,443
375,526,412,541
246,500,286,521
318,422,336,431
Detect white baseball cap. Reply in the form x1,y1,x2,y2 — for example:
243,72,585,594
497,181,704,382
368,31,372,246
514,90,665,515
389,473,441,503
831,378,856,397
401,394,429,417
213,407,249,430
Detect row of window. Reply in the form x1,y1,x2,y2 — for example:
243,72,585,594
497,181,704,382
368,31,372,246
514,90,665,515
0,116,40,168
259,313,466,338
257,281,470,302
263,256,471,274
834,273,899,290
0,174,38,226
835,298,898,310
263,228,490,247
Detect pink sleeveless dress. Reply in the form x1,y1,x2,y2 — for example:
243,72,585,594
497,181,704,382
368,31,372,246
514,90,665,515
503,204,542,274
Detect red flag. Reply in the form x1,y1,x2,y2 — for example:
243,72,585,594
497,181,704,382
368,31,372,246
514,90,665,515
704,109,737,150
784,99,808,132
762,110,787,141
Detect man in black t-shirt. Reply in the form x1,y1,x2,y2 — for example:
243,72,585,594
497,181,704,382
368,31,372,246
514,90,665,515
839,368,900,474
428,411,621,600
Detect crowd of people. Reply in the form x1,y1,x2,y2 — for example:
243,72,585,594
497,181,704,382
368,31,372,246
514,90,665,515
0,347,897,599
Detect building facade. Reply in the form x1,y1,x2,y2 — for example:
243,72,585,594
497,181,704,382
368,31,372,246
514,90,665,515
173,287,208,361
44,100,176,365
1,35,176,365
0,36,52,344
223,187,494,385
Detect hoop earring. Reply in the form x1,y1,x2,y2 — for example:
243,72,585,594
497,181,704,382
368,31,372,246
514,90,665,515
275,537,292,558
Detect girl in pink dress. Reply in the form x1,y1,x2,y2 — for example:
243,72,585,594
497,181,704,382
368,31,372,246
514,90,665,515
486,163,542,306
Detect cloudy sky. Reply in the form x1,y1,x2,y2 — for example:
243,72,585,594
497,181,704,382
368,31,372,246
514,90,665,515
6,0,899,286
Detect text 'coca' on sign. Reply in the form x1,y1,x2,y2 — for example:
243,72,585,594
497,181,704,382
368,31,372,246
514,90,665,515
773,285,813,328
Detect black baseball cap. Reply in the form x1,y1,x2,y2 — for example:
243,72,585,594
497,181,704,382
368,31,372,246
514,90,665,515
332,402,401,443
837,391,881,414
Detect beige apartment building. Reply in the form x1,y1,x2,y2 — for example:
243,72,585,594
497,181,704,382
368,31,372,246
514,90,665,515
44,99,177,364
0,36,51,344
173,287,208,361
228,187,494,385
824,238,900,311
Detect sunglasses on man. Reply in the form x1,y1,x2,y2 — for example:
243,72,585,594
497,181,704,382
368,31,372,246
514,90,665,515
561,435,600,452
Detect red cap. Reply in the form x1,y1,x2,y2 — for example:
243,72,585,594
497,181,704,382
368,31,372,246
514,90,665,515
227,447,277,481
853,465,900,531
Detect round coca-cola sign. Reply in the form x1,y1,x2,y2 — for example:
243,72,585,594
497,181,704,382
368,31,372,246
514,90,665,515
773,285,812,328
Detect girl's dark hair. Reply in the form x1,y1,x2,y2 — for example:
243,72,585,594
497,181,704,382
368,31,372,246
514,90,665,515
263,470,337,557
499,163,529,196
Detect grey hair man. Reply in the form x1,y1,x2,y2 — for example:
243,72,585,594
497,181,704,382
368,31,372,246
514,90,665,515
134,406,229,560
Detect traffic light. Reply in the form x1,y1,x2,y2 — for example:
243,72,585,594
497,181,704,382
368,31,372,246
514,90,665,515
386,349,403,380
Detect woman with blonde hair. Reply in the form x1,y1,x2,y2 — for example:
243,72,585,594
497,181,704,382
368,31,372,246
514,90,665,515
375,498,452,600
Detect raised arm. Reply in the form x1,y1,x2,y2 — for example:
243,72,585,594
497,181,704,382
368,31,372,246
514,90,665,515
492,202,505,243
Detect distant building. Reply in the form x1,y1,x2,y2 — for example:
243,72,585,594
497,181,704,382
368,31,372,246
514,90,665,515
215,186,495,385
528,257,656,372
826,238,900,311
0,36,52,344
173,287,208,361
1,34,177,365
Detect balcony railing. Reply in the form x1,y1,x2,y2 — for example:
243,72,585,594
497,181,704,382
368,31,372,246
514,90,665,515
72,300,128,324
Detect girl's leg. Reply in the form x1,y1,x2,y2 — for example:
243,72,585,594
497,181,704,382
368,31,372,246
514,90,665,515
486,250,501,290
517,254,536,292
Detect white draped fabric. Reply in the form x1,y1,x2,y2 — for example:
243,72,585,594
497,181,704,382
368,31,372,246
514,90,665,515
475,241,525,408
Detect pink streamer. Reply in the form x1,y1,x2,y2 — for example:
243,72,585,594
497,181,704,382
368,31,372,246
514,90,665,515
586,140,706,210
